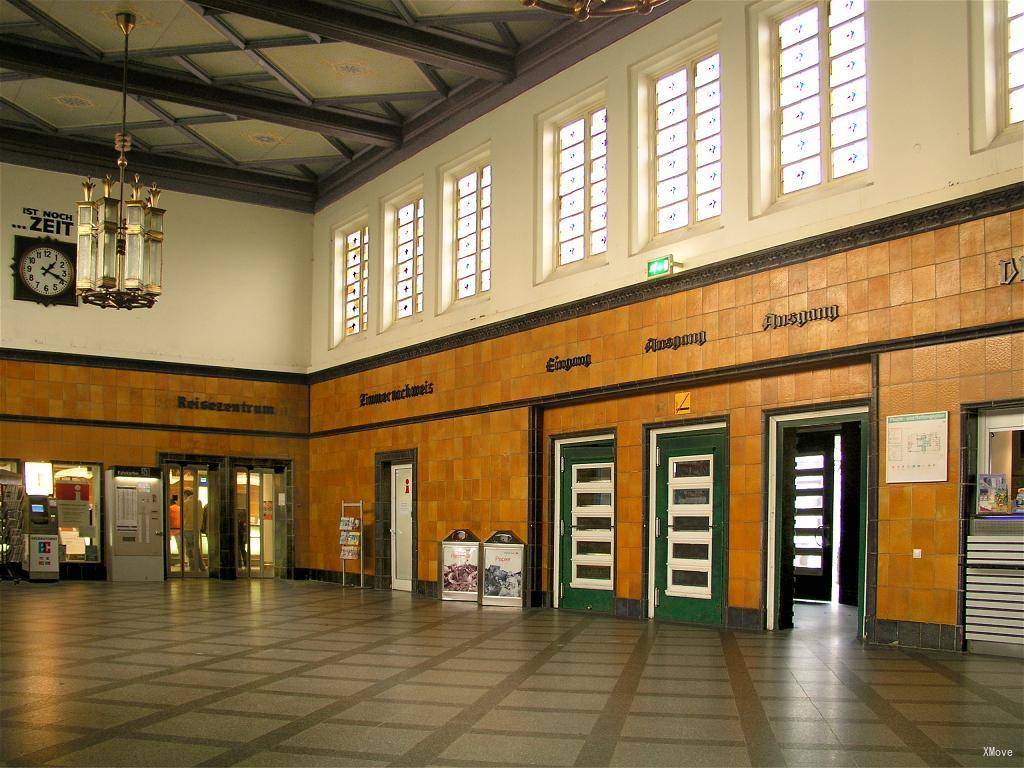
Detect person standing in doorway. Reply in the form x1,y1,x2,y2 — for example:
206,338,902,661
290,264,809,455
182,489,207,574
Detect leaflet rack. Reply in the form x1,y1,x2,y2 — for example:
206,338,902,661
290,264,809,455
339,500,366,588
1,472,25,581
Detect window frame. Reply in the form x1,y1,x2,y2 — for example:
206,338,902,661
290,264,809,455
1004,0,1024,128
390,193,425,324
771,0,869,200
330,217,370,348
554,105,609,268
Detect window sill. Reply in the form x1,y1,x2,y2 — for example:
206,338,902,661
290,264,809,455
539,253,609,286
380,313,425,335
755,173,874,219
445,291,491,317
971,122,1023,155
634,219,725,259
331,331,370,351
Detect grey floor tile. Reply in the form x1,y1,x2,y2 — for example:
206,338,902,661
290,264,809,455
375,683,490,705
281,722,429,756
7,701,159,729
519,673,620,692
771,719,841,746
636,678,734,696
156,669,266,688
440,732,584,766
621,715,745,742
43,737,227,767
259,676,373,696
610,741,751,767
86,683,220,705
630,695,740,717
498,689,608,711
202,657,306,674
331,700,464,727
473,708,600,736
140,711,290,742
406,669,507,687
1,727,83,761
233,751,388,767
204,691,333,717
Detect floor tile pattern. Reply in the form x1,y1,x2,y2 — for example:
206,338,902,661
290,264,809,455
1,581,1022,767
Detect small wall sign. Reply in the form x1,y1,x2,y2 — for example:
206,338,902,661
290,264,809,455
674,392,692,415
359,381,434,407
12,207,75,237
1000,256,1022,285
762,305,840,331
545,354,592,373
644,331,707,353
177,396,275,415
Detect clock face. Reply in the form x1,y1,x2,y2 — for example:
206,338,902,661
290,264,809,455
19,246,73,297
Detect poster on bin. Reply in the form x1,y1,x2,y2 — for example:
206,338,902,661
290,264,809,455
482,545,524,605
441,542,478,601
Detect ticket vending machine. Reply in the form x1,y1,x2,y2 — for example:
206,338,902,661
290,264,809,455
106,467,163,581
22,495,59,582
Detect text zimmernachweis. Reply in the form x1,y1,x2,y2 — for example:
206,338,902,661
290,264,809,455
360,381,435,407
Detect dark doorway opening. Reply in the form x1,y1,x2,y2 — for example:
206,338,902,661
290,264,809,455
778,421,862,631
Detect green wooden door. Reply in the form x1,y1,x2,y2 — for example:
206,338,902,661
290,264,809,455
653,430,726,624
559,444,615,613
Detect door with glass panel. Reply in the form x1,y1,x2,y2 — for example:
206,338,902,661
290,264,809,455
164,464,216,578
234,467,280,578
559,445,615,613
390,464,413,591
653,430,726,624
785,431,836,602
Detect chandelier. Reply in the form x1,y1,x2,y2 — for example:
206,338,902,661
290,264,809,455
75,12,164,310
521,0,669,21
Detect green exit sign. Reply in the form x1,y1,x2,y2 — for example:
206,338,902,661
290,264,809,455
647,255,677,279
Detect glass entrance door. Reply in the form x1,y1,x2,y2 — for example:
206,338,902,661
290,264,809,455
234,467,280,578
164,464,215,578
653,430,727,624
559,444,615,613
787,431,837,602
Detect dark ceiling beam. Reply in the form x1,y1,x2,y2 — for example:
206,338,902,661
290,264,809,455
186,3,316,106
323,136,354,160
314,91,435,107
213,72,275,86
417,63,450,97
197,0,514,81
378,101,404,122
413,11,539,25
494,22,518,50
5,0,102,60
0,70,35,82
0,97,56,133
132,95,238,166
0,37,402,145
104,35,316,61
388,0,416,25
0,20,38,35
239,154,340,167
317,0,691,208
174,55,212,85
0,124,316,212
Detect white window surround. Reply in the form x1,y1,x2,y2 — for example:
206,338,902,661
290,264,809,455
535,81,609,285
329,213,369,349
629,24,723,256
746,0,873,218
380,180,425,332
438,143,492,316
968,0,1024,153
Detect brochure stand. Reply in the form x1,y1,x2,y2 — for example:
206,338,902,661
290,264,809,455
480,531,527,607
439,529,480,601
0,469,25,582
339,501,366,588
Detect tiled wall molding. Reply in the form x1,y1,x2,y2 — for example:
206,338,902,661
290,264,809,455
310,183,1024,383
309,319,1024,439
868,618,961,651
0,413,308,440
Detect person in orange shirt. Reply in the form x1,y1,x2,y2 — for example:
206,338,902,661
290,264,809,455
168,494,181,569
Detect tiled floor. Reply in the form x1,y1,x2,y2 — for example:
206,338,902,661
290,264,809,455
1,581,1022,768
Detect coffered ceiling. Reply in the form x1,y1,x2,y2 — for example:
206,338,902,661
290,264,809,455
0,0,686,211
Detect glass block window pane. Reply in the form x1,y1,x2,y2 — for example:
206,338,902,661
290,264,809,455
653,51,722,234
1009,0,1024,124
394,198,424,320
454,164,492,300
340,225,368,337
778,0,869,194
557,107,607,264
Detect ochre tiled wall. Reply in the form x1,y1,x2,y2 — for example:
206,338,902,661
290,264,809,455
876,333,1024,627
541,363,872,608
1,360,308,435
311,211,1023,434
306,410,530,579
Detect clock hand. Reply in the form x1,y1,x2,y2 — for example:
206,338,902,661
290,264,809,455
41,261,58,278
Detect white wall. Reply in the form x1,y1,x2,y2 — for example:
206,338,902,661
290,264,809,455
310,0,1022,372
1,163,312,372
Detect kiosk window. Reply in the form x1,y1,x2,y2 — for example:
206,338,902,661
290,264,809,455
976,411,1024,517
53,462,102,562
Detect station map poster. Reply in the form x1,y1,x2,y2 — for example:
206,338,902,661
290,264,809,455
885,411,948,483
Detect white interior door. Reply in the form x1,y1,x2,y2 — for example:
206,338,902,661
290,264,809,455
391,464,413,591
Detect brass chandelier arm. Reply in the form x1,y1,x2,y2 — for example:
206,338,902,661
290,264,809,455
521,0,667,21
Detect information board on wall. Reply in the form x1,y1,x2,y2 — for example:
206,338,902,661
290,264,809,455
885,411,948,483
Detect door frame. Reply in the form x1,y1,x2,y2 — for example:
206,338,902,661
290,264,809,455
390,462,414,591
765,405,869,634
374,449,418,592
551,431,615,609
645,419,729,621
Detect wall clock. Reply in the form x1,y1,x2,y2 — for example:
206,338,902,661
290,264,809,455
11,235,77,307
